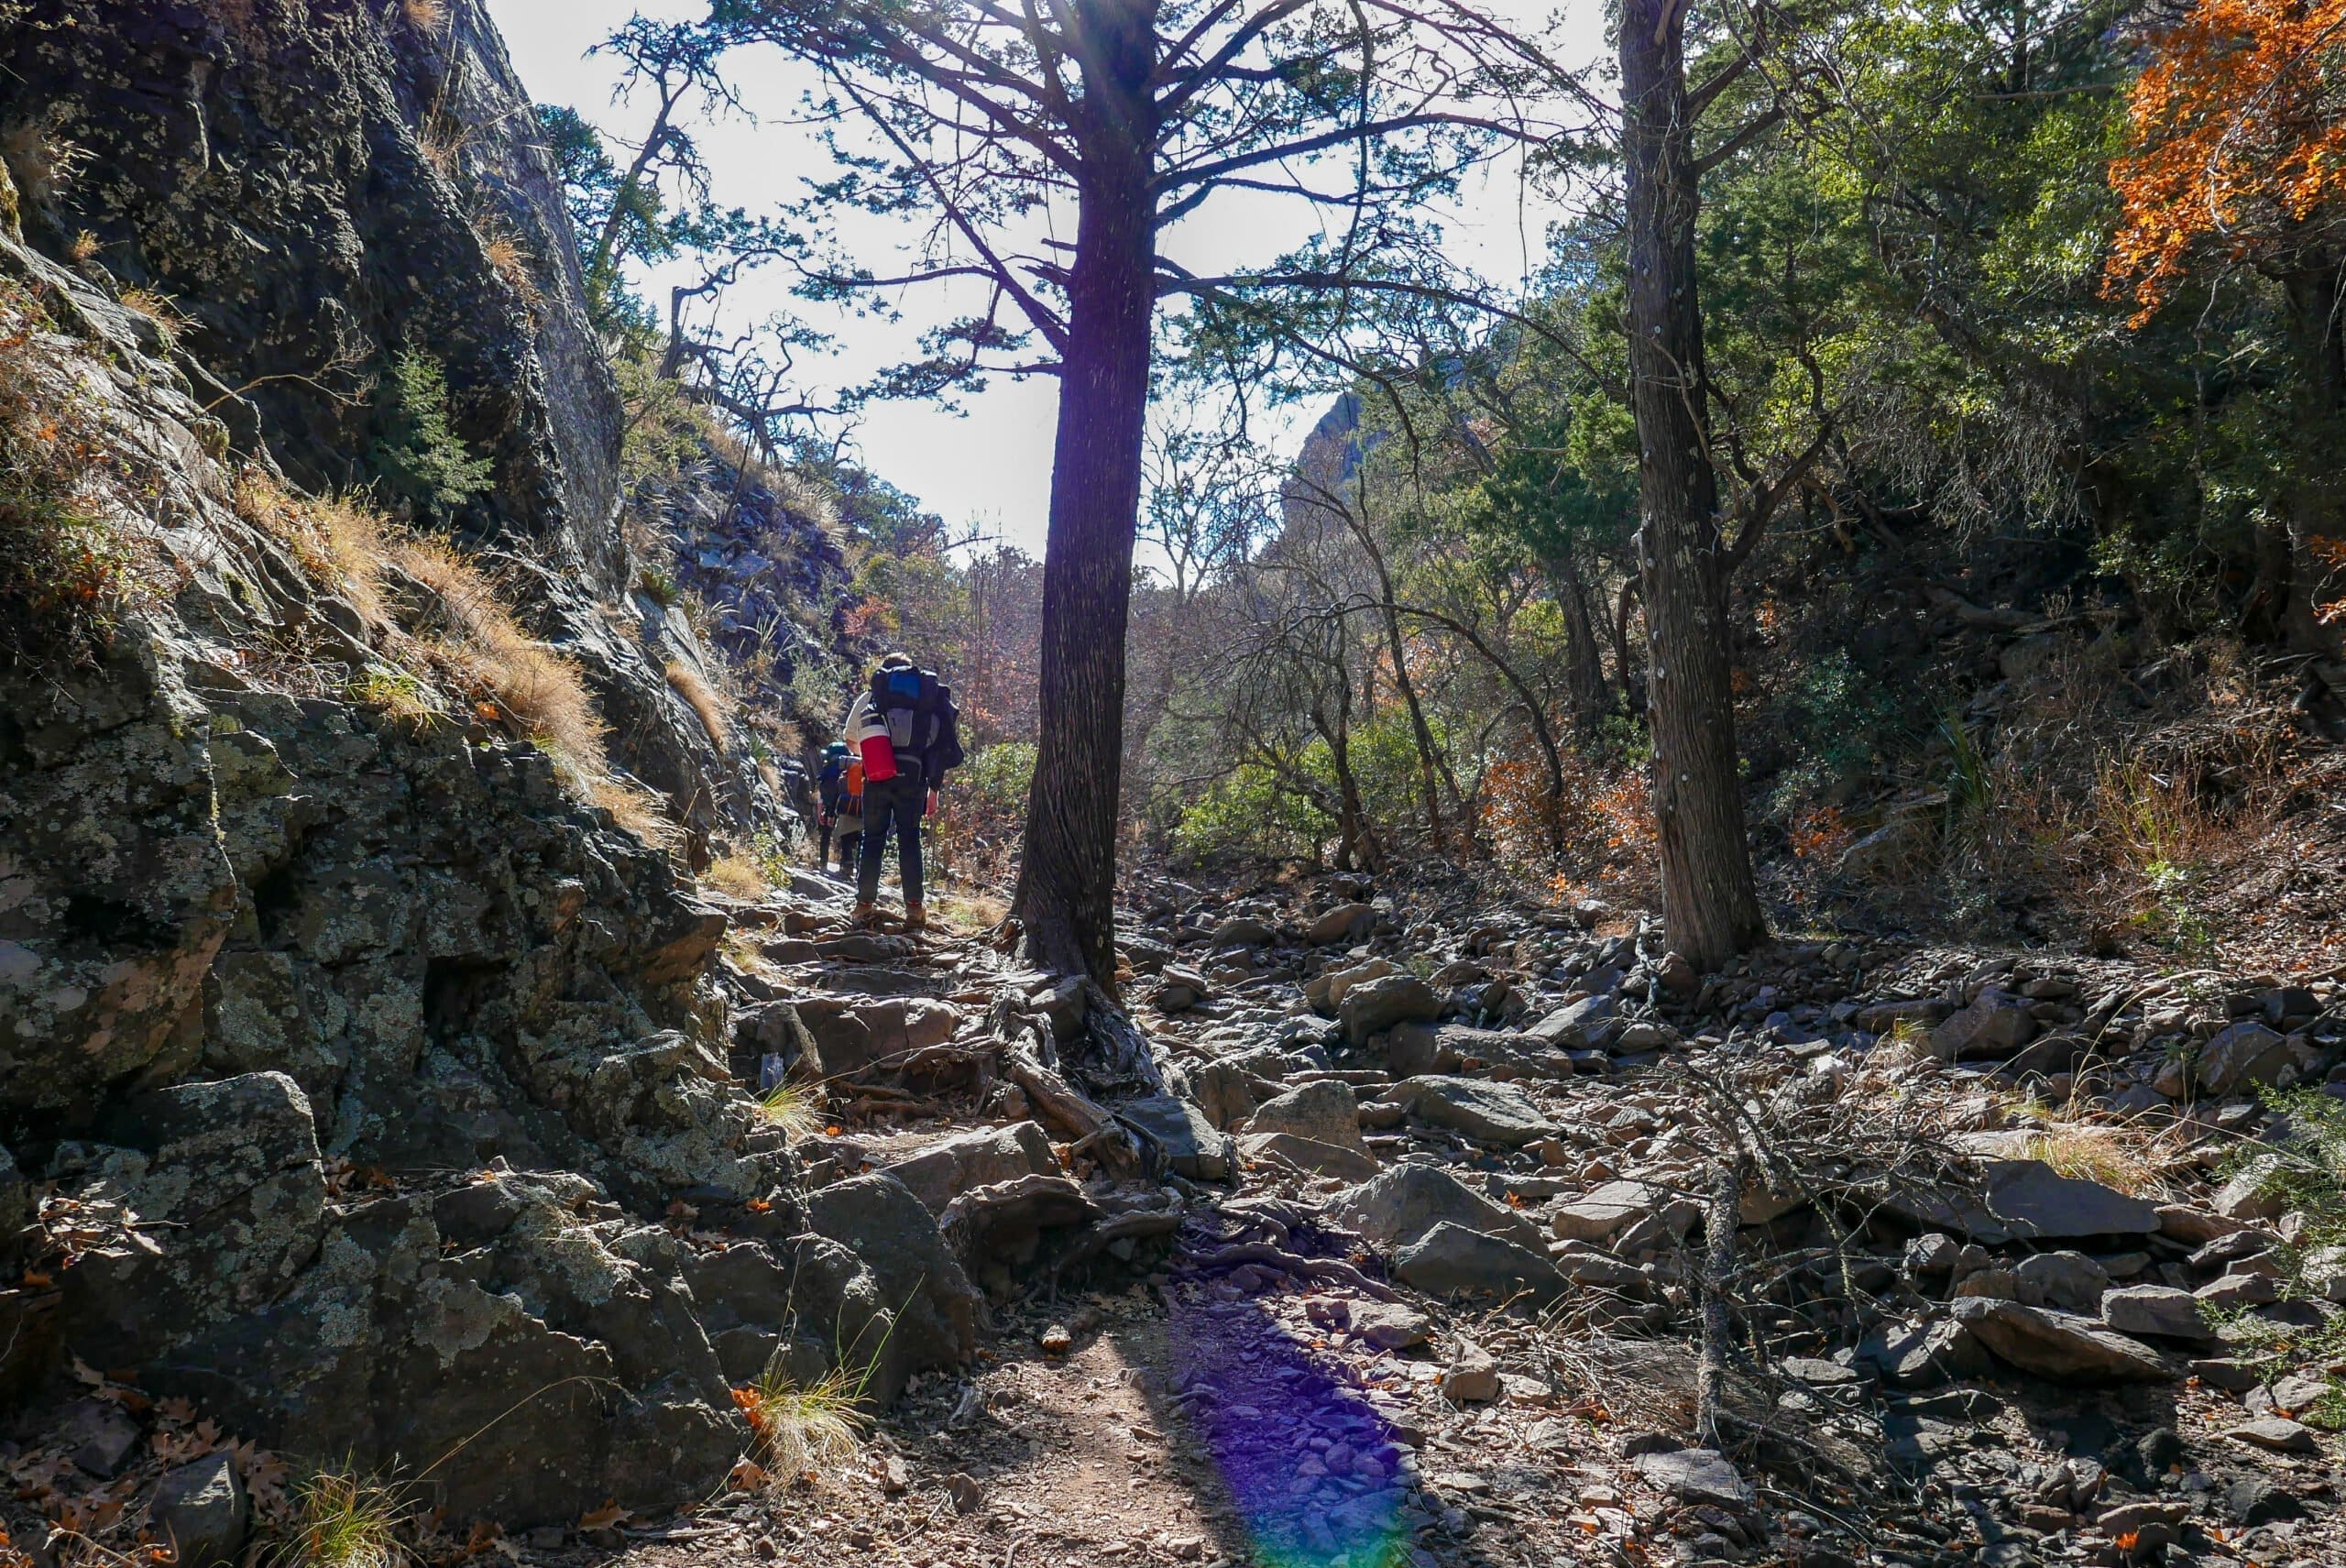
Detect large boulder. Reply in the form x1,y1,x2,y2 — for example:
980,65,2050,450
1189,1058,1258,1130
1931,990,2038,1061
1338,973,1442,1045
794,995,963,1077
1950,1297,2173,1384
1983,1160,2160,1241
1385,1023,1566,1080
679,1242,802,1384
1527,994,1617,1049
1118,1094,1235,1181
1304,957,1395,1013
1240,1080,1367,1156
2197,1022,2291,1096
2013,1250,2110,1314
1304,903,1376,946
1392,1223,1567,1304
153,1453,248,1568
804,1175,981,1386
1329,1163,1547,1255
882,1122,1058,1213
1551,1180,1683,1245
2101,1284,2215,1342
65,1072,327,1365
1234,1132,1378,1181
1385,1076,1557,1146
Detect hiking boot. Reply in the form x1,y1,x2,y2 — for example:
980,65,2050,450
903,902,927,934
852,900,879,927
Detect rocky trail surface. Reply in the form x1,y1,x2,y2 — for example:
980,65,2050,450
15,861,2346,1568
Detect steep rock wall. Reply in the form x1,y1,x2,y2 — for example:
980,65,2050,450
0,0,791,859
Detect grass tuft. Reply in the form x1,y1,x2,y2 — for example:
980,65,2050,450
705,852,769,900
665,660,730,748
2022,1125,2157,1195
756,1082,826,1142
732,1365,868,1482
279,1467,408,1568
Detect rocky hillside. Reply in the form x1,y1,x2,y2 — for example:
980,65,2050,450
0,0,953,1533
0,0,807,861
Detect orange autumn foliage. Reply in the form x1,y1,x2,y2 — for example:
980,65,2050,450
2107,0,2346,323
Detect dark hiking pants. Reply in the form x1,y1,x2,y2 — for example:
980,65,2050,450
857,773,925,906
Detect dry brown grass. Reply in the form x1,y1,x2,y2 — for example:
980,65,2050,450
666,660,731,748
231,470,689,852
66,229,98,265
401,0,447,34
394,536,608,771
928,890,1008,934
704,851,770,899
478,230,543,310
2022,1124,2159,1195
116,287,186,346
593,776,680,848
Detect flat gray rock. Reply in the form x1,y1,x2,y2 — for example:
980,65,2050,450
1345,1298,1431,1349
1339,973,1442,1045
1632,1448,1752,1507
1389,1076,1556,1146
1951,1297,2172,1384
882,1121,1058,1213
1119,1094,1235,1181
1235,1130,1378,1181
1241,1079,1368,1155
2100,1284,2213,1342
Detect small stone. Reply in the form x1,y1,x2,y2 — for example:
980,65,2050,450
882,1456,909,1494
2100,1284,2210,1341
153,1453,248,1568
2195,1271,2279,1307
945,1472,985,1512
2224,1475,2303,1525
752,1537,779,1560
1439,1341,1501,1404
1346,1299,1431,1350
56,1400,140,1480
1040,1322,1073,1354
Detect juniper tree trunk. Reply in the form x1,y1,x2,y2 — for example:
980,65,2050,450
1011,0,1158,985
2281,265,2346,659
1620,0,1767,971
1551,550,1612,729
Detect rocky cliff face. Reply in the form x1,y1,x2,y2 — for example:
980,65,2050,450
0,0,972,1525
0,0,792,861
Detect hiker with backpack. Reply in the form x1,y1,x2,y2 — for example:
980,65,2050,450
842,652,963,930
816,740,850,871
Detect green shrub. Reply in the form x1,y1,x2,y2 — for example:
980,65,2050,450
1170,758,1332,862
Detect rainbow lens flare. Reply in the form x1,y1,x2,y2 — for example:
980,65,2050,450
1166,1292,1416,1568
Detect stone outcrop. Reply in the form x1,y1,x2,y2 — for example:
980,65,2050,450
0,0,796,861
0,8,965,1522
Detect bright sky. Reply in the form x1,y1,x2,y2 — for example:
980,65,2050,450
486,0,1609,554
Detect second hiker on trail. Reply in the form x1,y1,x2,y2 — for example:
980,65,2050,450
843,651,962,931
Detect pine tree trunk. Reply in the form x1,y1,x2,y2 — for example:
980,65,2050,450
1620,0,1767,972
1011,75,1157,984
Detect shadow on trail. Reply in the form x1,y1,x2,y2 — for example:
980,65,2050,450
1110,1286,1513,1568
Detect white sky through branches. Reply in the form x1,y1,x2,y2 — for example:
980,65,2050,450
488,0,1607,557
